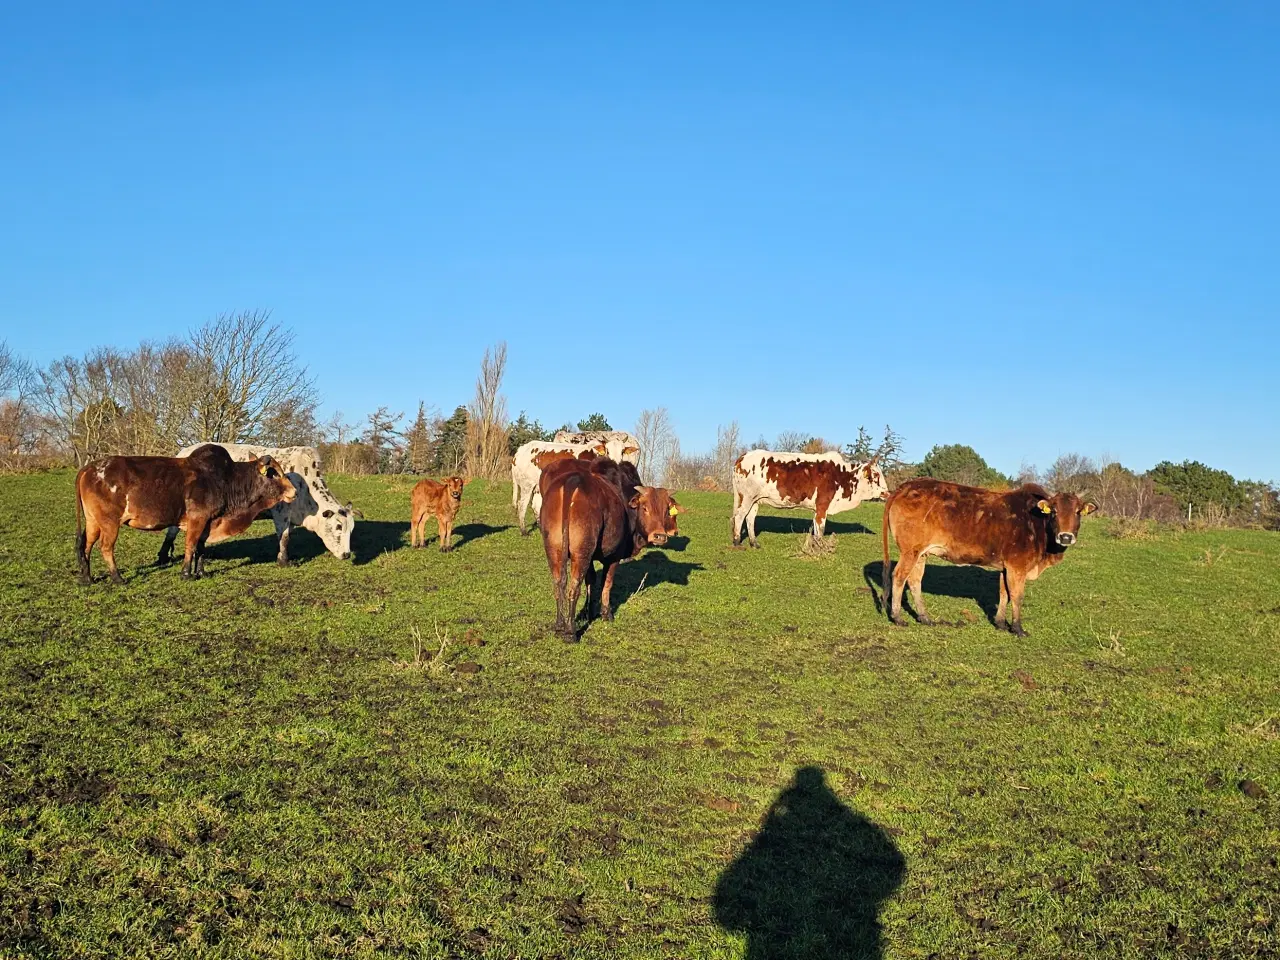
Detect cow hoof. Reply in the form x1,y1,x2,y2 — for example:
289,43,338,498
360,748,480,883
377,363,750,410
78,575,92,587
890,616,907,628
917,615,935,626
1010,623,1028,638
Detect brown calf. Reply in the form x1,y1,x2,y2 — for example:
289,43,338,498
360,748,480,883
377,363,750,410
75,443,297,584
882,479,1096,636
410,476,465,551
539,458,684,640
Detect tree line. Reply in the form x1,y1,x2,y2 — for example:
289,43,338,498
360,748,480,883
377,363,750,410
2,319,1274,529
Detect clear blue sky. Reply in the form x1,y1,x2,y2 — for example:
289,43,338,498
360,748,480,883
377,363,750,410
2,3,1276,480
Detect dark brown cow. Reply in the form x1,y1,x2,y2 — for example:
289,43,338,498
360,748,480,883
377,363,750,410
410,475,465,551
539,457,684,640
881,478,1096,636
75,443,297,584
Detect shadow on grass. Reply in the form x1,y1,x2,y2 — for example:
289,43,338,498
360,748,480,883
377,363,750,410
863,560,1001,624
352,521,411,564
751,515,874,538
714,766,905,960
608,552,704,613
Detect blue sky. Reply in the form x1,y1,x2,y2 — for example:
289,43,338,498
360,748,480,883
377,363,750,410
2,3,1277,480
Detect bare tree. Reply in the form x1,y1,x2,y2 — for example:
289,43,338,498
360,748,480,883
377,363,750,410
1044,453,1098,495
633,406,677,484
465,341,510,480
186,310,318,444
713,420,744,490
362,406,405,473
0,341,37,466
776,430,809,452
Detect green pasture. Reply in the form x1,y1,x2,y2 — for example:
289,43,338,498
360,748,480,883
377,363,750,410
1,470,1276,958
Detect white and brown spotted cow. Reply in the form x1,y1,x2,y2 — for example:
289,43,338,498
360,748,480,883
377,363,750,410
511,439,608,535
554,430,641,465
730,449,888,547
160,443,357,564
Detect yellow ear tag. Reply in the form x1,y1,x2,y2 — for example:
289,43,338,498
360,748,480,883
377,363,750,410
669,506,679,516
1038,501,1051,514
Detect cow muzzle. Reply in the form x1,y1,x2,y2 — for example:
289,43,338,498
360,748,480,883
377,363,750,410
1056,532,1076,546
648,533,669,546
341,551,352,560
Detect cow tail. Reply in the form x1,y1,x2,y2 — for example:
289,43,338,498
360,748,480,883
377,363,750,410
74,470,86,561
559,475,581,602
880,491,894,604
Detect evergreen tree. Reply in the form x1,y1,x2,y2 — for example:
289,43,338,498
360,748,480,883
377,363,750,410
1148,460,1244,512
919,444,1008,488
507,411,554,453
576,412,611,432
431,405,469,474
361,406,405,474
405,402,434,473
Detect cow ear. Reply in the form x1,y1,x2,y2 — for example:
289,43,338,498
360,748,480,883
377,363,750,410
628,486,650,509
1081,501,1098,516
259,460,269,475
1035,499,1052,514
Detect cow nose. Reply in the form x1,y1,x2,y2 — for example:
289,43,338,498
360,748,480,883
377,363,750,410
650,533,669,546
1057,532,1076,546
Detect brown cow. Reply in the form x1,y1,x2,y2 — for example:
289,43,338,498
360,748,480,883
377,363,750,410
881,478,1096,636
75,443,297,584
410,476,465,551
539,457,684,640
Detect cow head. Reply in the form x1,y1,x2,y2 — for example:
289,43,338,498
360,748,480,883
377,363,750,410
628,485,685,546
860,458,890,500
252,455,297,504
318,500,357,560
1034,493,1098,547
446,476,465,501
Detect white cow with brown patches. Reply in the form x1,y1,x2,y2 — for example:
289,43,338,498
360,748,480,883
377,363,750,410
554,430,641,465
511,439,609,535
159,443,358,564
730,449,888,547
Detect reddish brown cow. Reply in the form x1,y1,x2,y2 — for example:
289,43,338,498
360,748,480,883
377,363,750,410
881,479,1096,636
75,443,297,584
539,457,684,640
410,476,465,551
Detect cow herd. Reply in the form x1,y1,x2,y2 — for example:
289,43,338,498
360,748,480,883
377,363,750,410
73,432,1097,638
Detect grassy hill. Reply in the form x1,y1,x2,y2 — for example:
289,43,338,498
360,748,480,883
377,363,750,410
1,469,1276,958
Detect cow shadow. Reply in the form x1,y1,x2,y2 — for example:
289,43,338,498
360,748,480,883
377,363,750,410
863,560,1001,624
451,522,512,549
713,766,905,959
198,528,329,566
603,552,704,616
753,516,874,537
352,521,412,565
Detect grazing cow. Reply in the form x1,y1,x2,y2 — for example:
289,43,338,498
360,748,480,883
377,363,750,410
511,440,608,535
882,478,1097,636
75,444,297,583
411,476,465,551
730,450,888,547
554,430,642,465
539,457,684,639
160,443,357,565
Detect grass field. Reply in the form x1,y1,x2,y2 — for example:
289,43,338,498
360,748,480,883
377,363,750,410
1,469,1277,959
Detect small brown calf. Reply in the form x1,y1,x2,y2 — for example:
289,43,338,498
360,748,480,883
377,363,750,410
411,476,465,551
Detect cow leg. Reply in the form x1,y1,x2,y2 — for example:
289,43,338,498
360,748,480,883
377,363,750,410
561,557,588,641
78,514,101,585
599,561,619,622
157,526,179,565
547,544,569,634
994,569,1010,631
276,518,293,566
99,519,124,585
889,549,918,626
907,555,933,625
439,514,452,553
1005,569,1029,637
517,485,535,536
411,509,422,548
583,563,598,620
182,515,208,580
746,503,761,548
730,494,748,545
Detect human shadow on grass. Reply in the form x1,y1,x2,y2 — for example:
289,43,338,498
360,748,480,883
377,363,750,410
749,516,874,538
714,766,905,960
863,560,1001,625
